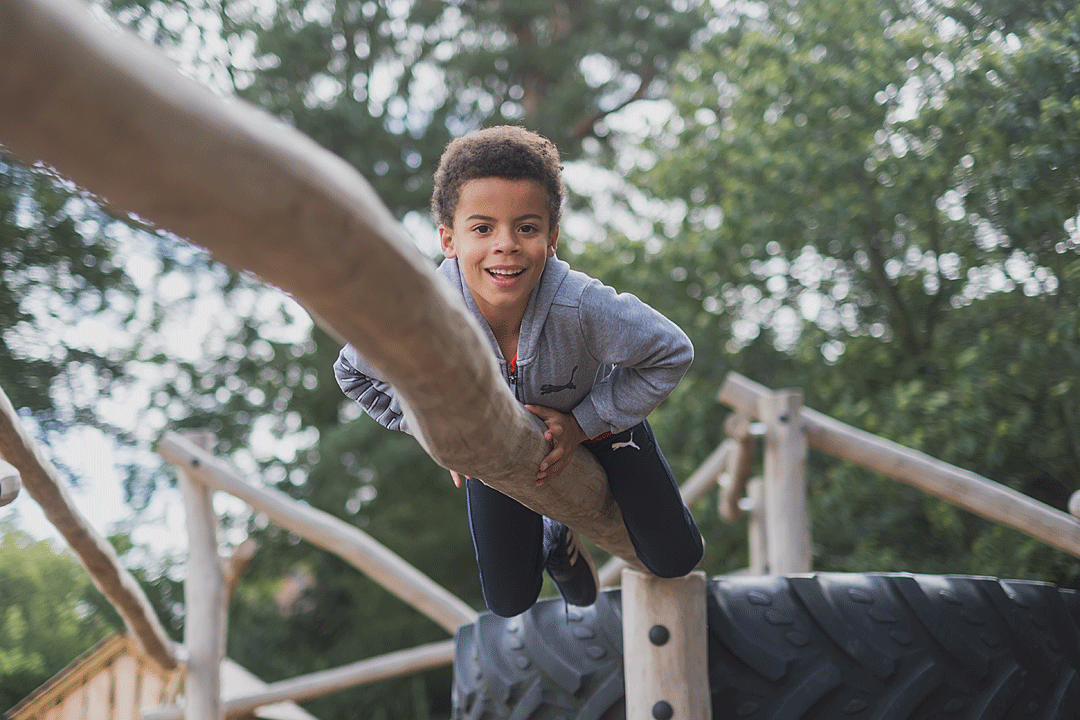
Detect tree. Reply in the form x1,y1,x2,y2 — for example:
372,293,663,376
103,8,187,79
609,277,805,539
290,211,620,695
2,1,709,716
584,0,1080,585
0,523,122,713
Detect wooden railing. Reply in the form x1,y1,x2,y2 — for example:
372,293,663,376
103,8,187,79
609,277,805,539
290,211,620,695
0,378,721,719
716,372,1080,572
6,367,1080,718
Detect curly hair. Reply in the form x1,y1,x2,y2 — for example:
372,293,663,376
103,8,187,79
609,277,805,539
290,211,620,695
431,125,564,229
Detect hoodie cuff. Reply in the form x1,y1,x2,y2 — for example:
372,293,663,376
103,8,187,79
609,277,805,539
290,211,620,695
571,399,609,442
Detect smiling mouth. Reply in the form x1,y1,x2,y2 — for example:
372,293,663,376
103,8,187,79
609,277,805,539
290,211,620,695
487,268,525,278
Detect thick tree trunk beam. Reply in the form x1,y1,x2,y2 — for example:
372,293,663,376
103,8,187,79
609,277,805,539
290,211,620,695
0,0,644,569
0,384,178,671
719,372,1080,559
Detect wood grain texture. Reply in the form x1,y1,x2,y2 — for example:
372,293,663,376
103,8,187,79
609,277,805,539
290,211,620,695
0,0,644,568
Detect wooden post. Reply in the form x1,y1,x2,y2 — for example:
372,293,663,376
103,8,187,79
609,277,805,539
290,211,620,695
174,431,226,720
720,371,1080,560
622,569,710,720
223,538,257,602
746,478,767,575
156,432,478,633
718,414,757,524
0,456,20,507
759,389,811,574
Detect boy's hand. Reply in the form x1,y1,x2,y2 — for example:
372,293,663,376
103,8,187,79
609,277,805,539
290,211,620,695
526,405,589,486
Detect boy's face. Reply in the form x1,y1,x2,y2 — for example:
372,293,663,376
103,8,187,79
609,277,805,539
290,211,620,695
439,177,558,326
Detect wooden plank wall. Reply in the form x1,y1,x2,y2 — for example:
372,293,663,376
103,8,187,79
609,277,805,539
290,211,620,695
8,638,174,720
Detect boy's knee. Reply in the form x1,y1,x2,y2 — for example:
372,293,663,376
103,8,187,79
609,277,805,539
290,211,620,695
479,575,543,617
485,595,535,618
639,531,704,579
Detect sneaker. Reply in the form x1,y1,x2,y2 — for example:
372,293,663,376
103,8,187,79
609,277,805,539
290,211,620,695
543,519,599,607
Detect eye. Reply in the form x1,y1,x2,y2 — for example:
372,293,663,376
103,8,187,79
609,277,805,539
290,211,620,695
472,223,492,234
518,223,539,234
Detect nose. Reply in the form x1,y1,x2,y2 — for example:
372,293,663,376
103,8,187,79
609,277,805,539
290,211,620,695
492,226,519,253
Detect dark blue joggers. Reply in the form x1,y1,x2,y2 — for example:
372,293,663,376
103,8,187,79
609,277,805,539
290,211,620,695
465,419,703,617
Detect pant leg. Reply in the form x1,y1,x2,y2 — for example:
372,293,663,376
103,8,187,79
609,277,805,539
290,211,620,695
465,477,546,617
582,420,703,578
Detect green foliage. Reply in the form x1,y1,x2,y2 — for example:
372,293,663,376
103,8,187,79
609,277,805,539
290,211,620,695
601,0,1080,586
226,416,477,718
5,0,1080,716
0,524,122,713
103,0,706,216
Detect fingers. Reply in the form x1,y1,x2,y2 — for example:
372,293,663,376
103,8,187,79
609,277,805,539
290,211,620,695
536,446,569,486
449,470,462,489
525,405,580,485
526,405,565,443
525,404,553,419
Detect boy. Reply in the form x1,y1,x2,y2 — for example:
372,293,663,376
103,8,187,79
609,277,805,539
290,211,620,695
334,125,702,617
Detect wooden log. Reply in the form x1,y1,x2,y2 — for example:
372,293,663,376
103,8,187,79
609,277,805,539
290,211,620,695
746,478,767,574
141,640,455,720
0,384,178,671
621,569,710,720
597,440,732,587
223,538,257,602
0,456,21,507
719,372,1080,559
156,432,477,633
718,414,757,524
173,431,226,720
759,389,812,573
0,0,644,569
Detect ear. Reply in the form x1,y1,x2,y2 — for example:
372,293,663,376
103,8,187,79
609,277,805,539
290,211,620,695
546,226,559,258
439,225,457,258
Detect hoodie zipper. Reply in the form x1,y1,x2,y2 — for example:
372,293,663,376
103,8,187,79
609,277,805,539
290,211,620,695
508,354,519,396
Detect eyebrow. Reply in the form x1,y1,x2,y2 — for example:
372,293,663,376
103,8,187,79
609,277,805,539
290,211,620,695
465,213,545,223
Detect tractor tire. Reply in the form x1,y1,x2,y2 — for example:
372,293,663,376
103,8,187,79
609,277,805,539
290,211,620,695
451,573,1080,719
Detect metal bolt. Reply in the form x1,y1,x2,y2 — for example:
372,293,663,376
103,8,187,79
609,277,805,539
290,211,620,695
652,700,674,719
648,624,669,646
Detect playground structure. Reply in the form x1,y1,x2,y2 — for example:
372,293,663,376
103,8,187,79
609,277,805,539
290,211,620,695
3,0,1080,717
6,369,1080,718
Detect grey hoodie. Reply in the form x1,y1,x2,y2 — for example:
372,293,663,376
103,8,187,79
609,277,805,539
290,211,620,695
334,256,693,440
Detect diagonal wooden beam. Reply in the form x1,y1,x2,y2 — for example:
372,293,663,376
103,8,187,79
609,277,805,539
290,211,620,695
0,456,21,507
0,385,178,671
0,0,644,568
156,432,478,633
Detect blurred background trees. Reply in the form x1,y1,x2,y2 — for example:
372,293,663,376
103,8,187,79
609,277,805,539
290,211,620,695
1,0,1077,717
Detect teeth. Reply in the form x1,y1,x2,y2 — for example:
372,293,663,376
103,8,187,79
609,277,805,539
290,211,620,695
488,268,524,277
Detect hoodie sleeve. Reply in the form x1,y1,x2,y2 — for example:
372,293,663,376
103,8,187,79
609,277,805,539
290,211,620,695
333,345,411,434
571,282,693,439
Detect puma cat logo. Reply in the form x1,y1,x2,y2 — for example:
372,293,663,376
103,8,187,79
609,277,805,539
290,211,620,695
611,432,640,451
540,366,578,395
